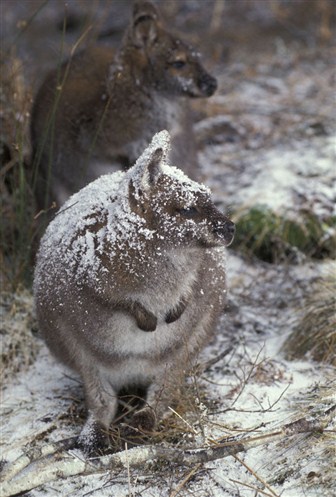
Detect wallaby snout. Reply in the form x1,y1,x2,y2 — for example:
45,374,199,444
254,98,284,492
200,204,235,247
213,217,236,246
197,71,218,97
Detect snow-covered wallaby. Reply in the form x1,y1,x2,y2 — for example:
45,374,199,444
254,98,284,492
31,0,217,215
34,131,234,453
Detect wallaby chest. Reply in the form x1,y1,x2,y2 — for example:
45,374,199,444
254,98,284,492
123,248,203,315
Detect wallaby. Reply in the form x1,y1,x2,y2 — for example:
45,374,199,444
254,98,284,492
34,130,235,454
31,0,217,216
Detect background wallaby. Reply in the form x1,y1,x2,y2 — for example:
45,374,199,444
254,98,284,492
34,130,235,454
31,0,217,217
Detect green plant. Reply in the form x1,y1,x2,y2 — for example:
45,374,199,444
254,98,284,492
232,204,335,263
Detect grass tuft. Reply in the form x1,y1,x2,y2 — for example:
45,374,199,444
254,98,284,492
0,288,39,386
282,271,336,365
232,204,335,264
0,54,37,289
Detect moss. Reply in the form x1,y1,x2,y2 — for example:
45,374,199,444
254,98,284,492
232,205,336,263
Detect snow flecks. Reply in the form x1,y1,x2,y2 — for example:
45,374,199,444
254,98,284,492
201,135,336,219
34,130,214,295
2,2,335,493
3,254,334,496
131,129,171,192
131,129,209,198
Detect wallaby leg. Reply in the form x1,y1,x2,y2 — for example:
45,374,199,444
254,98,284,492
118,390,158,447
78,367,118,454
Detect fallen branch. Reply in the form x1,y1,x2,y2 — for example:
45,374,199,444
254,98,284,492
1,405,334,497
0,437,77,482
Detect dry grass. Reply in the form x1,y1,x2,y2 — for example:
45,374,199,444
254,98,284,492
1,350,334,496
0,52,37,289
0,288,39,385
282,271,336,365
0,54,41,384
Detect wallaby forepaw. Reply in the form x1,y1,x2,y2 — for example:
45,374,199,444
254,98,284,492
165,299,187,324
137,311,157,332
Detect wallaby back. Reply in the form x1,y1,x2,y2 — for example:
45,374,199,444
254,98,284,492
34,130,234,453
31,0,217,217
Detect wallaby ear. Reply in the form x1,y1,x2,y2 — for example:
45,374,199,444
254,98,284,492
131,130,170,195
149,147,165,181
131,0,161,48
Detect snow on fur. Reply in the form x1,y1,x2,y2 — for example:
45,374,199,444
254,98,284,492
34,130,211,292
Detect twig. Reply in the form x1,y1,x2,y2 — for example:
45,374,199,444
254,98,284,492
198,346,234,373
168,407,198,435
231,345,265,407
266,383,291,411
69,25,92,58
33,201,57,219
1,406,333,497
0,437,77,482
125,443,134,497
233,455,279,497
169,464,201,497
249,383,291,413
229,478,277,497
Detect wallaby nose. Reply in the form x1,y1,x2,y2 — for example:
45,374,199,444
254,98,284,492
213,219,235,246
198,73,217,97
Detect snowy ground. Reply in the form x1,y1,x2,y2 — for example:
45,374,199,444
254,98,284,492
1,1,335,496
1,254,335,497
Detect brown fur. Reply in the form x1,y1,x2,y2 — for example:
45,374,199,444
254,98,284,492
34,131,234,454
31,0,217,217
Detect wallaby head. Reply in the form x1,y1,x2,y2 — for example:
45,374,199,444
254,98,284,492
37,131,234,285
128,132,234,251
121,0,217,98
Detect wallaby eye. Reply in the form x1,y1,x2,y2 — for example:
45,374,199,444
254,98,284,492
177,207,198,218
170,60,186,69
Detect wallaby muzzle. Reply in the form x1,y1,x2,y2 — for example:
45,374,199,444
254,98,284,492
198,72,217,97
213,219,235,246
